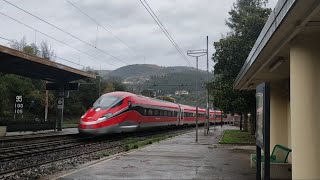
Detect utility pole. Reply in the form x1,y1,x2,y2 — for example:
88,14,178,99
206,36,210,135
187,49,207,143
45,81,48,121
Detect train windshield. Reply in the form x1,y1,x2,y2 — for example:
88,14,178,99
93,96,121,110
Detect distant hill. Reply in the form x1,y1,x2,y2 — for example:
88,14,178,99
104,64,205,82
97,64,211,107
107,64,162,79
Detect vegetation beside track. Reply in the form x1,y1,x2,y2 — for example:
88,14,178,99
62,123,78,128
219,130,255,144
122,133,175,152
92,131,180,159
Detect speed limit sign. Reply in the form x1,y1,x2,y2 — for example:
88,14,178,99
15,95,23,115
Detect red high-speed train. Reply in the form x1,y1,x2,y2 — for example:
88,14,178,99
78,91,222,135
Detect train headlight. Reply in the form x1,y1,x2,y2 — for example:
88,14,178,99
104,112,113,118
81,112,87,119
97,113,113,122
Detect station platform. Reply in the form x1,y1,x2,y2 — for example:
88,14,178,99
58,126,255,180
0,128,78,140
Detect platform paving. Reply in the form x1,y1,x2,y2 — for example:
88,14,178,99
58,125,255,180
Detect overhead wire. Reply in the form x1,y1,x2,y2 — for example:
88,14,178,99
66,0,142,60
143,0,190,64
0,11,116,67
2,0,128,65
139,0,192,66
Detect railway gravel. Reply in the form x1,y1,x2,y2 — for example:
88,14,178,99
0,126,194,180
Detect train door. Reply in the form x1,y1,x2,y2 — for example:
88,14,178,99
177,105,181,125
180,107,184,125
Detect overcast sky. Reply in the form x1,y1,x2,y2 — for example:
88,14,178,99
0,0,278,71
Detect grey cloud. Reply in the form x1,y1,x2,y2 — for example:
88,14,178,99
0,0,278,71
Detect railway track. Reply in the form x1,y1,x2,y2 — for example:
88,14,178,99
0,136,92,161
0,126,194,178
0,134,80,147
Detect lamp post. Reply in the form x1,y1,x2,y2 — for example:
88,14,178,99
187,49,207,143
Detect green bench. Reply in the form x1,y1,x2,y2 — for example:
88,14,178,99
251,144,292,167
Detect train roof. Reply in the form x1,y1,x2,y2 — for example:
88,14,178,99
103,91,180,109
101,91,136,98
134,94,180,109
102,91,217,112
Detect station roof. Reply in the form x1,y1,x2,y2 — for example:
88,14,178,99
234,0,320,90
0,45,96,82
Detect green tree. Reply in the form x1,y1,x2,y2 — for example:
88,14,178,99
156,96,176,103
210,0,271,133
141,89,155,97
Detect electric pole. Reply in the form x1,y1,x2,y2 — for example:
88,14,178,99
206,36,210,135
187,49,207,143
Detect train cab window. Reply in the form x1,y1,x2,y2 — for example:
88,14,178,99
111,99,123,108
93,95,121,110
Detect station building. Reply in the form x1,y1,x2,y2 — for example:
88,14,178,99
234,0,320,179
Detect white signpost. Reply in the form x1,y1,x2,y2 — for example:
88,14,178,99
14,95,23,120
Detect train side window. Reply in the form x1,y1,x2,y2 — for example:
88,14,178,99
164,111,168,116
160,110,164,116
144,109,147,116
168,111,172,117
136,107,144,115
148,109,153,116
154,109,159,116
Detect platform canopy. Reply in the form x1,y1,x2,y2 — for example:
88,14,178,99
234,0,320,90
0,45,96,82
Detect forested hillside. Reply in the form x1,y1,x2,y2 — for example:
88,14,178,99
102,64,211,107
